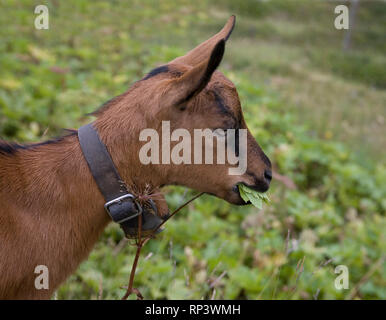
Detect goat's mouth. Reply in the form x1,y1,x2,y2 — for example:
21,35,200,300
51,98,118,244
199,180,270,206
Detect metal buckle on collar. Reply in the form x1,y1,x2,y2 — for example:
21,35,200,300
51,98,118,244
104,194,142,224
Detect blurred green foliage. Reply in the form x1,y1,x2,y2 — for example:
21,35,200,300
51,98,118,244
0,0,385,299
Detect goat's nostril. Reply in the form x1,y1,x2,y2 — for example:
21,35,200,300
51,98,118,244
264,169,272,182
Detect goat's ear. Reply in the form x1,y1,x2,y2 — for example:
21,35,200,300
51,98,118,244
171,15,235,67
164,39,225,108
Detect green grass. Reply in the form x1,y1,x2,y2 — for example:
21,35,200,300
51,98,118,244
0,0,385,300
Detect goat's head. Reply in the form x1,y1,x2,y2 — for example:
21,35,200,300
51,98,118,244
94,16,271,208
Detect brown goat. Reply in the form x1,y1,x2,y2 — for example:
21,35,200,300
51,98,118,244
0,16,271,299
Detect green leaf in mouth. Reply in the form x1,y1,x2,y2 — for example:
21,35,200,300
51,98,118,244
238,184,270,210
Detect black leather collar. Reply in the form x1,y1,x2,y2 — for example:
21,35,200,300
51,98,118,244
78,123,164,238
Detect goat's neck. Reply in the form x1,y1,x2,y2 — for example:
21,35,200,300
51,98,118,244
94,117,166,190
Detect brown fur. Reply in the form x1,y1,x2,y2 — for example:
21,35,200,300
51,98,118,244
0,16,271,299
